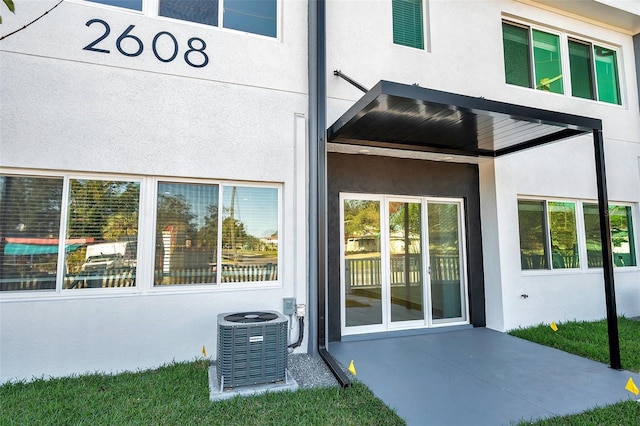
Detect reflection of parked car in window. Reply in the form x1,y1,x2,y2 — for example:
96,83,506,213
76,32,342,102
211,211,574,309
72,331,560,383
81,254,126,272
80,241,137,272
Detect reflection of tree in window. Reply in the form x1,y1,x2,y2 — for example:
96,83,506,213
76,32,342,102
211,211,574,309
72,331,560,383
66,180,140,276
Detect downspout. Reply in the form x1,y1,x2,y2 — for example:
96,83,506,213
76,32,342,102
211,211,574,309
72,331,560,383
308,0,352,387
593,129,622,370
634,33,640,113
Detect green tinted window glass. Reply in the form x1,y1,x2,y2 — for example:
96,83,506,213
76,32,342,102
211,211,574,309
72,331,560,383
393,0,424,49
548,201,578,269
518,200,548,269
610,205,636,267
532,30,563,93
594,46,621,105
568,40,595,100
583,204,636,267
502,23,531,88
583,203,602,267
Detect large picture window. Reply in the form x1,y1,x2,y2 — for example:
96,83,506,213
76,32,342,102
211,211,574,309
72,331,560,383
154,182,279,286
518,198,637,271
1,172,280,293
0,175,140,291
502,20,621,104
392,0,424,50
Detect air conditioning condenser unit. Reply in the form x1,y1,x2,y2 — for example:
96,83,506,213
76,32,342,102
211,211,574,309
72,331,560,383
217,311,288,389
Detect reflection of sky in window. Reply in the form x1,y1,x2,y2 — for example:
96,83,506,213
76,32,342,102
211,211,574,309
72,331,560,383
159,0,218,26
87,0,143,11
223,186,278,238
224,0,277,38
158,182,218,229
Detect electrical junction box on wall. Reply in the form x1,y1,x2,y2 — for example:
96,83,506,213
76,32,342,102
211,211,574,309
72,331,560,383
283,297,295,315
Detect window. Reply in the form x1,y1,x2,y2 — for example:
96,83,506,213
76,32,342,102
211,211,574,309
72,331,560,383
569,40,621,105
154,182,278,286
1,172,281,293
594,46,621,104
65,179,140,289
392,0,424,49
502,20,621,104
0,175,64,291
518,200,548,269
518,200,578,270
547,201,578,268
0,175,140,291
583,204,636,267
86,0,278,38
87,0,142,11
518,198,637,271
502,22,563,94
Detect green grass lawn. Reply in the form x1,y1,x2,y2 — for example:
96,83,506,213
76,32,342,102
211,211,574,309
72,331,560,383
510,317,640,425
0,360,405,426
509,316,640,372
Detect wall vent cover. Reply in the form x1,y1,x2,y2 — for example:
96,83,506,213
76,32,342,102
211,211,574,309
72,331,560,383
217,310,288,389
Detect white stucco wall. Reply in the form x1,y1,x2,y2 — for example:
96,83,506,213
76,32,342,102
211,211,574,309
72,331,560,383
0,0,309,382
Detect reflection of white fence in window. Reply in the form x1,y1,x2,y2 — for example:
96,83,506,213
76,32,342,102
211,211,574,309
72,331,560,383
221,263,277,282
345,255,460,291
154,263,277,285
66,269,136,288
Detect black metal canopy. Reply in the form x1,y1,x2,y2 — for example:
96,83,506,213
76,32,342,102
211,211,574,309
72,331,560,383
322,79,620,373
328,80,602,157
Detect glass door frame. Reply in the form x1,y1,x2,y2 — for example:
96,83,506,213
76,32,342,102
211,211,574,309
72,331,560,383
340,193,469,336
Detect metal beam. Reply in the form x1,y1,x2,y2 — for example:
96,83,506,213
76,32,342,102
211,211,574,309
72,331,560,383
593,129,622,370
333,70,369,93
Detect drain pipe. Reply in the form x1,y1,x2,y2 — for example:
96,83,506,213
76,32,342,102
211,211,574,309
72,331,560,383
308,0,352,388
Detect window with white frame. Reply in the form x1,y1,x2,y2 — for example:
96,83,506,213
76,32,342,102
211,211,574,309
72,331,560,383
0,172,280,292
502,20,622,105
85,0,278,38
517,198,637,271
153,182,279,286
0,174,140,291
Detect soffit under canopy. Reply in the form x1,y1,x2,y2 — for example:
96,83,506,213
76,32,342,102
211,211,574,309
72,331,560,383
327,80,602,158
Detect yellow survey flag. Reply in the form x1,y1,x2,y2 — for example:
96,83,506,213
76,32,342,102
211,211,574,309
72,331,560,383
348,360,357,376
626,378,639,395
550,322,558,332
202,345,207,358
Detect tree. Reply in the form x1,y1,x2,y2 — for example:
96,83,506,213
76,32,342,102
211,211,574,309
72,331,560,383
1,0,15,25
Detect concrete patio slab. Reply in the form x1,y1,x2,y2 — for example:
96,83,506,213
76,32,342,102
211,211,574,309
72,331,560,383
329,328,640,425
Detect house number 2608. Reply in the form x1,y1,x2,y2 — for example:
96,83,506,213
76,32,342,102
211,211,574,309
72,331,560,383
83,19,209,68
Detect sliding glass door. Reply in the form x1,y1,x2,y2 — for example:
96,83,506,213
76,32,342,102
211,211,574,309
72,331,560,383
341,194,467,335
